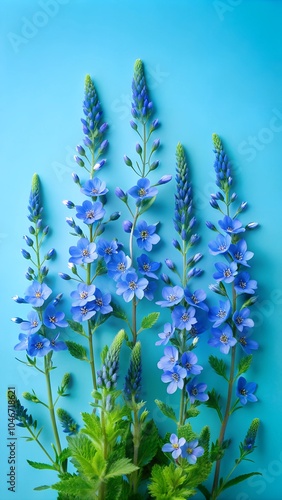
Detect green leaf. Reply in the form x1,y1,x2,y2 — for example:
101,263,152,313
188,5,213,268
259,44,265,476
138,196,156,216
65,341,88,361
221,472,262,492
80,412,103,449
111,301,127,321
209,355,228,380
95,258,108,276
141,312,160,330
100,345,109,364
155,399,177,422
206,389,223,422
197,484,210,500
185,407,200,419
51,476,95,496
105,458,139,479
33,485,51,491
237,355,253,377
67,434,97,477
137,419,160,467
27,460,56,471
67,320,84,335
178,423,196,443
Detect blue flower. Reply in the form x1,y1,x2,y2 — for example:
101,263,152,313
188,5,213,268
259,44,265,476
157,346,178,370
43,305,68,330
233,308,254,332
208,299,231,327
24,281,52,307
161,365,187,394
134,220,160,252
212,134,233,189
137,254,160,279
14,333,29,351
116,272,148,302
155,323,175,346
70,283,96,306
213,261,238,283
189,320,207,337
237,329,259,354
162,434,186,459
208,234,231,255
181,352,203,375
27,333,51,357
92,288,113,314
181,440,204,464
229,239,254,267
184,288,208,311
20,311,41,334
131,59,153,121
96,239,118,263
127,178,158,203
156,285,184,307
76,200,105,225
71,302,96,322
237,376,258,405
208,324,237,354
49,333,67,352
143,279,157,301
80,178,108,197
186,379,209,404
107,251,132,280
171,305,197,331
234,272,257,295
69,238,98,265
218,215,245,234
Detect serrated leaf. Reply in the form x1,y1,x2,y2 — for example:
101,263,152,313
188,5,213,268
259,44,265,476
141,312,160,330
51,476,94,496
155,399,177,422
185,407,200,419
65,341,88,361
237,355,253,377
206,389,223,422
67,434,97,477
209,355,228,380
111,301,127,321
67,320,84,335
221,472,262,492
105,458,138,479
27,460,56,471
138,419,160,467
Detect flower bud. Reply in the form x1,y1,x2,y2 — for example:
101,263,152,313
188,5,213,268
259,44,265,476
25,272,33,281
115,187,127,201
160,273,171,284
96,223,105,235
83,136,93,147
172,239,181,251
136,143,142,155
130,120,138,130
151,139,160,152
193,253,203,263
72,172,80,184
93,160,106,171
21,249,31,260
11,317,24,323
110,211,121,221
76,145,86,156
230,192,237,202
29,225,35,234
23,235,33,247
74,156,85,167
123,155,132,167
206,221,217,231
123,220,133,233
165,259,175,271
157,175,172,185
53,293,63,306
99,140,109,152
246,222,259,230
62,200,75,209
59,273,71,280
12,296,27,303
150,118,160,130
36,219,42,229
210,198,219,209
149,160,160,171
46,248,55,260
66,217,75,228
99,123,108,134
40,266,49,277
43,225,49,235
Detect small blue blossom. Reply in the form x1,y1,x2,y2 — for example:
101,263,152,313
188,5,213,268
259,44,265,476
181,352,203,375
49,333,67,352
208,234,231,255
143,279,157,301
157,346,178,370
155,323,175,346
96,239,118,263
184,288,208,311
14,333,29,351
208,299,231,327
116,272,148,302
27,333,51,357
137,254,160,279
162,434,186,459
181,440,204,464
107,251,132,280
71,302,96,322
161,365,187,394
43,305,68,330
92,288,113,314
213,261,238,283
76,200,105,225
127,178,158,202
20,311,41,334
237,376,258,405
234,272,257,295
134,220,160,252
208,324,237,354
24,281,52,307
156,285,184,307
171,305,197,331
186,379,209,404
218,215,245,234
70,283,96,306
233,308,254,332
229,239,254,267
237,329,259,354
80,178,108,197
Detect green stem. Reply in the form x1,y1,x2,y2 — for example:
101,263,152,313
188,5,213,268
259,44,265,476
98,394,108,500
26,424,60,470
142,122,147,177
88,323,97,391
130,401,141,494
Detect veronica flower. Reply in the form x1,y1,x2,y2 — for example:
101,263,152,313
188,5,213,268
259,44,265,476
20,311,41,334
134,220,160,251
14,333,29,351
131,59,153,121
69,238,98,265
161,365,187,394
82,75,107,150
24,281,52,307
184,288,208,311
212,133,233,189
237,376,258,405
181,440,204,464
181,352,203,375
137,254,160,279
156,285,184,307
127,178,158,202
92,288,112,314
107,251,132,280
155,323,175,346
43,304,68,330
96,239,118,263
186,379,209,404
233,308,254,332
143,279,157,301
57,408,79,435
237,329,259,354
116,272,148,302
80,178,108,197
49,333,67,352
229,239,254,267
243,418,260,451
189,320,207,337
213,261,238,283
157,346,178,370
27,173,42,223
234,272,257,295
27,333,51,357
70,283,96,306
71,302,96,322
208,234,232,255
124,341,142,401
97,329,125,390
171,305,197,331
162,434,186,459
218,215,245,234
208,299,231,327
76,200,105,225
208,324,237,354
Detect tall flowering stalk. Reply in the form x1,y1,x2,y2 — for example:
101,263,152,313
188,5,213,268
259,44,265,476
12,174,75,480
200,134,260,499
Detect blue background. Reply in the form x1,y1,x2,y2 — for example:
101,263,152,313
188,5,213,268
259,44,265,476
1,0,282,498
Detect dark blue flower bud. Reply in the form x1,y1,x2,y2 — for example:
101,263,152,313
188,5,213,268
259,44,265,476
25,272,33,281
62,200,75,209
11,317,24,323
12,296,27,303
161,273,172,284
193,253,203,263
72,172,80,184
59,272,71,280
83,136,93,147
123,220,133,233
206,221,217,231
23,235,33,247
99,123,108,134
151,139,160,152
43,225,49,235
150,119,160,130
36,219,42,229
210,198,219,209
40,266,48,277
165,259,175,270
21,249,31,260
99,140,109,152
130,120,138,130
76,145,86,156
124,155,133,167
189,234,200,246
238,201,248,213
110,211,121,221
246,222,259,230
53,293,63,306
136,143,142,154
157,175,172,185
115,187,127,201
172,239,181,251
149,160,160,171
27,267,34,274
66,217,75,228
189,216,196,229
181,229,187,241
46,248,55,260
74,225,83,236
29,225,35,234
74,156,85,167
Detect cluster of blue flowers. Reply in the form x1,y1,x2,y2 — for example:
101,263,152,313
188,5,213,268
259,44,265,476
162,433,204,464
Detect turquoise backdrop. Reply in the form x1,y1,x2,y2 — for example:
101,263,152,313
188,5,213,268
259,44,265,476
1,0,282,499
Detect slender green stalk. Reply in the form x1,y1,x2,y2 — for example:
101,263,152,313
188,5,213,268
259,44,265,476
44,355,62,458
